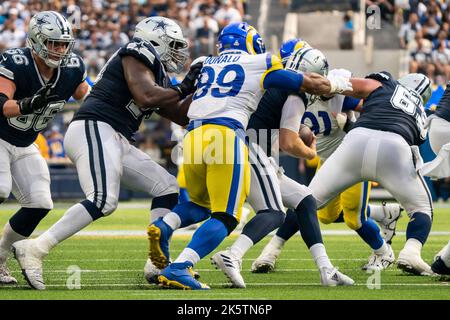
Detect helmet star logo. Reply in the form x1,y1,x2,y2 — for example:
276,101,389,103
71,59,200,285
152,20,169,32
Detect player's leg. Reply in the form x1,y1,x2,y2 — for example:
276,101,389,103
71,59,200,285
366,201,403,244
420,116,450,178
372,132,434,275
13,120,124,289
213,143,285,287
160,125,249,289
431,240,450,275
340,182,394,270
177,163,190,204
0,140,16,284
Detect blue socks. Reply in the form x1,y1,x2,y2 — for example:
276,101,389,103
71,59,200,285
173,201,210,228
187,218,228,259
406,212,432,244
242,210,285,244
355,219,384,250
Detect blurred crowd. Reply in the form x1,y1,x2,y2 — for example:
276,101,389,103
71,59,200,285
0,0,249,170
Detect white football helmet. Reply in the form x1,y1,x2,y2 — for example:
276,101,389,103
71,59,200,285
27,11,75,68
134,16,188,73
285,47,329,76
398,73,432,105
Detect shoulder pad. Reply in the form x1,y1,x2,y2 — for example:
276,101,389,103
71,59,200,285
365,71,393,83
0,48,31,81
119,41,158,71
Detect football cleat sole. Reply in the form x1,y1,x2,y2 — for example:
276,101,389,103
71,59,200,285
158,275,192,290
147,225,169,270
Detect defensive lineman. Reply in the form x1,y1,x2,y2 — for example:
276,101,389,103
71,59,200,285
0,11,90,285
12,16,202,290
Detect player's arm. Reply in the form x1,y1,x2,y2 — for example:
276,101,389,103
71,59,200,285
72,81,91,104
0,76,20,117
342,78,382,99
155,94,192,126
278,95,317,160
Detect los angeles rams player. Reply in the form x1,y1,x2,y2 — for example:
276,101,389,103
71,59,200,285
0,11,89,285
210,44,354,288
12,16,201,290
148,23,353,290
253,48,403,274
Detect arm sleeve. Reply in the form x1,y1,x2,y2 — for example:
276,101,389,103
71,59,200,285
342,96,361,111
280,95,306,132
262,69,304,91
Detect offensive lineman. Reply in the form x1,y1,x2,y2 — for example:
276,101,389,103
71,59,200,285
0,11,90,285
12,16,202,290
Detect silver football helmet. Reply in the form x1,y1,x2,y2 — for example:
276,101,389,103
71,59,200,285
134,16,188,73
398,73,432,105
285,47,329,77
27,11,75,68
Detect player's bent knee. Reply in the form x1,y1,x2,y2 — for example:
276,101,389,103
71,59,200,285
318,214,335,225
344,217,362,230
210,212,238,235
25,194,53,210
102,197,119,216
153,175,179,197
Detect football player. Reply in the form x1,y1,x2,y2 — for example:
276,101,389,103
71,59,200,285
12,16,201,290
297,71,434,275
210,45,354,288
253,47,403,274
148,23,353,290
0,11,89,285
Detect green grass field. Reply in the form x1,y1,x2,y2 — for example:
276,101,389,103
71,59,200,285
0,201,449,300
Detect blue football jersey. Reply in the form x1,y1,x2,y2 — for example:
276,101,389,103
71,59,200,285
73,39,170,140
434,82,450,122
0,47,86,147
352,71,427,146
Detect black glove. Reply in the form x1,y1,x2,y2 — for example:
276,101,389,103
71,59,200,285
171,61,204,100
18,83,59,115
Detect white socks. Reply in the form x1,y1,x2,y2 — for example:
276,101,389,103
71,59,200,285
174,248,200,265
404,238,423,255
150,208,171,224
0,222,26,263
35,203,94,254
230,234,254,259
162,211,181,230
310,243,333,269
374,241,388,255
268,235,286,250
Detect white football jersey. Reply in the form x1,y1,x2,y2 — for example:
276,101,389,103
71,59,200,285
302,94,347,160
188,52,282,128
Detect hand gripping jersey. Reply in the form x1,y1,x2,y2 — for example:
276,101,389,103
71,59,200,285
188,52,282,129
73,39,170,140
0,47,86,147
352,71,428,146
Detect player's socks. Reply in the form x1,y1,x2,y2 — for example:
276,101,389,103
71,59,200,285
162,212,181,231
179,218,229,263
229,234,254,260
34,202,95,254
178,188,190,204
406,212,432,245
366,205,384,222
237,209,284,248
150,193,178,223
310,243,333,269
355,219,384,250
275,209,299,241
172,201,210,228
0,222,26,263
174,248,201,265
295,195,323,248
268,234,287,249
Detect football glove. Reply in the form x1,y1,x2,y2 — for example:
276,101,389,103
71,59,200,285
18,83,59,115
327,74,353,94
171,59,205,100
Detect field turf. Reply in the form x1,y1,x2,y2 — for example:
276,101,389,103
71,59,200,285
0,202,449,300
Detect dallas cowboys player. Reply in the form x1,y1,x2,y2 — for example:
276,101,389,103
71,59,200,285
210,46,354,288
303,70,434,275
12,16,202,290
0,11,89,285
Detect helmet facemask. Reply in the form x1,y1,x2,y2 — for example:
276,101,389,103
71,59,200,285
156,34,188,73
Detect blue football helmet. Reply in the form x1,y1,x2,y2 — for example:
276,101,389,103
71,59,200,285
217,22,265,54
278,38,311,65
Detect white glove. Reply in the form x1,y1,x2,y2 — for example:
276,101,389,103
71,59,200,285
327,74,353,94
335,112,348,130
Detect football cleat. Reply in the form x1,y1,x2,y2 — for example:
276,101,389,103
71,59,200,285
251,243,282,273
147,218,171,270
433,242,449,262
158,262,210,290
431,257,450,276
378,202,403,244
0,262,17,285
362,244,395,271
143,258,161,284
12,240,46,290
319,267,355,286
397,247,434,276
211,250,245,288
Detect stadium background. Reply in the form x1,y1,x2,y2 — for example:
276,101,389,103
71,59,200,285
0,0,449,202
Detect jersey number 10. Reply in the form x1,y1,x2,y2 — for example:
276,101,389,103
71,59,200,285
192,64,245,100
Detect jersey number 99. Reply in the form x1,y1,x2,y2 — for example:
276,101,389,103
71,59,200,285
192,64,245,100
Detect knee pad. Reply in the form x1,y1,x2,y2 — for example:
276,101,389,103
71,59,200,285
210,212,238,235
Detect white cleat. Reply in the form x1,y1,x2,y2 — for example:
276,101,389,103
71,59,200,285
0,262,17,285
251,244,281,273
320,267,355,286
434,242,449,262
12,240,46,290
211,250,246,288
362,244,395,271
397,247,434,276
378,202,403,244
143,258,161,284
